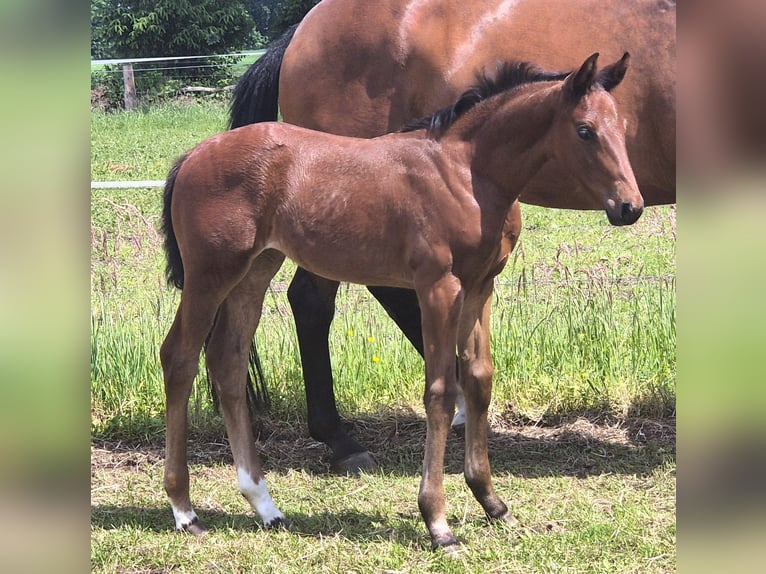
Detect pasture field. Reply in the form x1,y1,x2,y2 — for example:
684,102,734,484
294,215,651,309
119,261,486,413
91,100,675,572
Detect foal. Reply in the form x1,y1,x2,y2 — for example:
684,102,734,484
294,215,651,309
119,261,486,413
160,53,641,551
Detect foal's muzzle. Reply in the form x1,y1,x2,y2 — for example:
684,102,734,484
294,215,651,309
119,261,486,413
606,200,643,226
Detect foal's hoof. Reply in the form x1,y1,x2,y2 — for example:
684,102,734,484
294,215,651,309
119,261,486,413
431,534,460,555
330,451,376,475
498,511,520,528
264,516,290,530
451,422,465,439
180,517,208,537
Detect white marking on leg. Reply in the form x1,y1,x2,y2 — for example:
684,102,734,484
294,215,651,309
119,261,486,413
171,505,199,531
452,386,466,428
237,467,285,526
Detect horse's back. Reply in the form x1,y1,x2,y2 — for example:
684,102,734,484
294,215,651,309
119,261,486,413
280,0,675,205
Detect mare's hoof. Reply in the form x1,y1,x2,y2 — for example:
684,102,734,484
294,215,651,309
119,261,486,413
265,516,290,530
180,517,208,537
330,451,376,475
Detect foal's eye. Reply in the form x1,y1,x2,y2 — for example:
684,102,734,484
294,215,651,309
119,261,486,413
576,125,595,141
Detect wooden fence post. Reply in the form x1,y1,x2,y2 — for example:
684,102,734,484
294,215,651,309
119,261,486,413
122,64,138,110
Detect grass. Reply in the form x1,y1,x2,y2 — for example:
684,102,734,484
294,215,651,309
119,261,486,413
90,100,676,571
92,415,675,573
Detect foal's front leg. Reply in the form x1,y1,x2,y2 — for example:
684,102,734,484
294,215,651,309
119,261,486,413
458,285,517,526
416,275,464,551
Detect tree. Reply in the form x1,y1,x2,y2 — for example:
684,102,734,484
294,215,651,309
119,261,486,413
92,0,254,58
241,0,319,40
91,1,256,106
270,0,320,38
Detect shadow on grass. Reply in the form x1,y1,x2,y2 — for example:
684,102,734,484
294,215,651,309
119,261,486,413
92,409,675,480
91,504,425,546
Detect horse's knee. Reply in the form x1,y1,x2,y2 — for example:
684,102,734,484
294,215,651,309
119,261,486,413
424,377,458,416
160,341,198,399
460,360,493,409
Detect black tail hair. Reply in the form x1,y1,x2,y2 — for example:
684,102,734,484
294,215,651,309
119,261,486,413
162,153,188,290
229,24,299,129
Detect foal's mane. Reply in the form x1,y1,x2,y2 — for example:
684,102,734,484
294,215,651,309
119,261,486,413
401,62,570,137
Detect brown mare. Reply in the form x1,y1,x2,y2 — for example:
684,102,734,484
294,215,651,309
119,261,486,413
162,53,641,550
229,0,676,473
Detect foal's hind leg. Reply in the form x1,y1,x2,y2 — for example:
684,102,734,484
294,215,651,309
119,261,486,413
457,283,517,528
161,283,228,534
205,250,287,528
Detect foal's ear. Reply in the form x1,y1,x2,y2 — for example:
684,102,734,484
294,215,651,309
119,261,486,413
565,53,600,102
596,52,630,92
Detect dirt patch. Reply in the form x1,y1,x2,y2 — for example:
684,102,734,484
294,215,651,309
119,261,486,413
91,410,675,478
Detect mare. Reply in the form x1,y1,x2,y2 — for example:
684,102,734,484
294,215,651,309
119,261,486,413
229,0,676,473
161,53,642,550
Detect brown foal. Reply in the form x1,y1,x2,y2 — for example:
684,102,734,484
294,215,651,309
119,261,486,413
161,53,642,551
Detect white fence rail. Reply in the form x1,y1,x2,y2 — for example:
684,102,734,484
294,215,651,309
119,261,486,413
91,180,165,189
91,51,265,67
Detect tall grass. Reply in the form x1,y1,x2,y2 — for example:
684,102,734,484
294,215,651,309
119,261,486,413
90,101,676,439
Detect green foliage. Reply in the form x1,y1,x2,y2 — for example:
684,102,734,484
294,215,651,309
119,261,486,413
91,1,255,107
269,0,320,38
242,0,320,40
92,0,254,58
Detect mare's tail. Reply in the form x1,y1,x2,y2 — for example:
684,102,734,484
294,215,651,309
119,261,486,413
229,24,299,128
162,153,188,290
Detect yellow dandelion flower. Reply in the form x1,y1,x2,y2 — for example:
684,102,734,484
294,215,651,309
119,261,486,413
347,329,354,337
372,355,381,363
367,336,375,343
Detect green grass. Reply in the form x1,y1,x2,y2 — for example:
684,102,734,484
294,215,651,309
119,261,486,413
90,99,230,181
90,100,675,571
91,418,675,573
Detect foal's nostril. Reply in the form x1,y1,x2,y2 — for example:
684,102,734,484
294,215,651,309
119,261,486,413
621,202,642,225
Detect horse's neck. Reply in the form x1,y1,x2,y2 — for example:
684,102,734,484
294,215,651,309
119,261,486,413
462,89,558,203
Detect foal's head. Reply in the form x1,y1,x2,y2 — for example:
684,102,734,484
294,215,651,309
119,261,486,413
553,52,643,225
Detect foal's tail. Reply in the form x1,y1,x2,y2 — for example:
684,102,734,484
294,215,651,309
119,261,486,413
161,151,272,417
162,153,188,290
228,24,298,128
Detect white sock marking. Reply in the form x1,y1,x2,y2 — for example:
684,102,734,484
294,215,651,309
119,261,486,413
452,387,466,428
237,468,285,525
171,506,199,531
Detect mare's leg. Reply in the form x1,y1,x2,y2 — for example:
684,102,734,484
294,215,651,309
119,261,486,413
457,282,517,526
161,282,229,534
205,250,287,528
415,274,464,551
287,267,374,473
